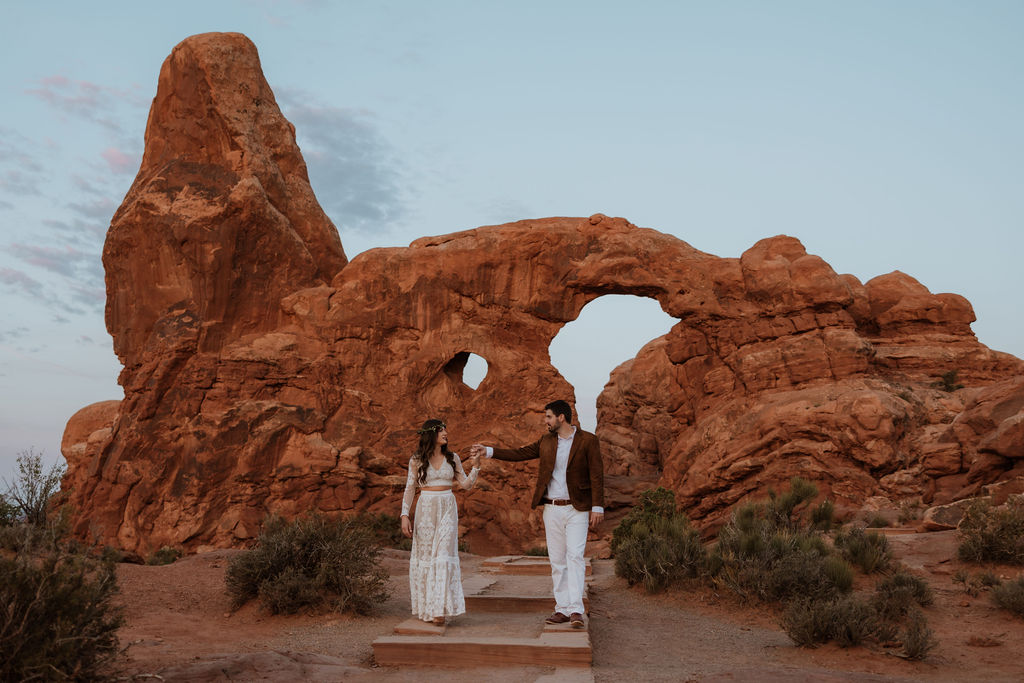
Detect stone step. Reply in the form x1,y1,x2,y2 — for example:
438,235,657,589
465,594,590,613
482,555,592,576
372,632,591,668
393,618,445,635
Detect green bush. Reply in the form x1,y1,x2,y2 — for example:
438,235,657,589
809,499,835,531
833,526,892,573
146,546,182,565
873,570,933,621
898,499,922,524
934,370,964,392
781,595,877,648
900,609,937,660
0,547,124,681
613,488,705,593
711,486,851,604
1,448,65,527
225,513,389,615
992,576,1024,618
766,477,818,530
0,494,19,526
957,498,1024,565
864,514,890,529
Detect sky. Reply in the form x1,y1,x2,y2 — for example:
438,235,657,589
1,1,1022,479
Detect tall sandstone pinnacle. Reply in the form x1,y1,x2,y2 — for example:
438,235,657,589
62,33,1024,556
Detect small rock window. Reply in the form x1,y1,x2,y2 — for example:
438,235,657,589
443,351,489,390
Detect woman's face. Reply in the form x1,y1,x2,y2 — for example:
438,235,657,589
436,427,448,446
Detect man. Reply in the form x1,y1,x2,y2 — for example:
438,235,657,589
470,400,604,629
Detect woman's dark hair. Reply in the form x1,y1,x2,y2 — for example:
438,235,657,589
415,418,456,484
544,400,573,423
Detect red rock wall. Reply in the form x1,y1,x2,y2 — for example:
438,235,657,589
61,33,1024,556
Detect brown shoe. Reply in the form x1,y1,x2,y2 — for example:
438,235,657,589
432,616,445,626
544,612,570,624
570,612,585,628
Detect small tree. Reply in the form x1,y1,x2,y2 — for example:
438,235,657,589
2,449,66,527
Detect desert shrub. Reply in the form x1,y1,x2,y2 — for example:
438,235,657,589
873,570,933,621
833,526,892,573
0,547,124,681
781,595,877,648
613,488,705,593
712,495,852,603
766,477,818,530
864,514,891,529
977,570,1001,588
146,546,182,565
1,448,65,527
992,576,1024,618
809,499,835,531
900,609,937,660
957,498,1024,565
354,512,406,548
100,546,124,564
898,498,923,524
524,546,548,557
933,370,964,392
0,494,19,527
225,513,389,615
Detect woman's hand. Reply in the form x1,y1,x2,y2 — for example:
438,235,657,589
468,453,481,470
401,515,412,538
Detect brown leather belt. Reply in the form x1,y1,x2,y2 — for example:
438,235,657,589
541,498,572,506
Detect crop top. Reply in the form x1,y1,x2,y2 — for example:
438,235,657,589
401,453,479,516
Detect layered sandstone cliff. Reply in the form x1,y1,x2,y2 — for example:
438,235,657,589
62,33,1024,555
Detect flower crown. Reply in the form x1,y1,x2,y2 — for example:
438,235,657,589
417,422,446,434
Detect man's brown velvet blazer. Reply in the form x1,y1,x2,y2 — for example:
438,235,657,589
491,428,604,511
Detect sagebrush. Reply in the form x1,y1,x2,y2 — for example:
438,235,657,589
612,487,705,592
225,514,389,615
957,498,1024,565
0,547,124,681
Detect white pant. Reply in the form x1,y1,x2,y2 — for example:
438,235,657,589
543,504,589,615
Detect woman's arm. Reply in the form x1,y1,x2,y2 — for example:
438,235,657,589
453,453,479,490
400,457,417,517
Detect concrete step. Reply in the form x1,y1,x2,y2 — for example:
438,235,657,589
393,618,445,635
465,594,590,613
372,632,591,667
482,555,592,576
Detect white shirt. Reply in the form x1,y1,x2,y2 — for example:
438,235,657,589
485,429,603,513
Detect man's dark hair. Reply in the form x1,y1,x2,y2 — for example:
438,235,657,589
544,400,572,423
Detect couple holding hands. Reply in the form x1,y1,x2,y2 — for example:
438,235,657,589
400,400,604,628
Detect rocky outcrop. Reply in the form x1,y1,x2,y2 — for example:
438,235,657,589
61,32,1024,555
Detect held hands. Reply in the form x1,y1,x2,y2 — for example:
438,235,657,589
469,443,486,459
401,515,412,538
467,453,481,469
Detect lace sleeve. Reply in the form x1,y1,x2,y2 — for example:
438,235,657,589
401,457,417,516
453,453,479,490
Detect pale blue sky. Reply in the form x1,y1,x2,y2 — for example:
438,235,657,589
1,1,1022,477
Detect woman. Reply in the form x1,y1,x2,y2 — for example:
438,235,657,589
400,418,481,625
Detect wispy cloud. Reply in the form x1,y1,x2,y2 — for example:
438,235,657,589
100,147,140,175
0,128,47,198
25,76,145,133
278,89,406,234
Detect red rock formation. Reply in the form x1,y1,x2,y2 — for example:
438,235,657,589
61,33,1024,555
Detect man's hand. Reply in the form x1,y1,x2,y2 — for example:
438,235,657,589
401,515,412,538
470,444,486,458
589,510,604,530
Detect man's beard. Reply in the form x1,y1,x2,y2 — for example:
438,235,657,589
547,424,558,434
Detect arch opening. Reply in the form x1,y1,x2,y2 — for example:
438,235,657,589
443,351,489,390
549,295,676,431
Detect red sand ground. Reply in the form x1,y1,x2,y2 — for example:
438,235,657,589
113,531,1024,681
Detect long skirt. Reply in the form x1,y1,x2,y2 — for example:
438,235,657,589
409,489,466,621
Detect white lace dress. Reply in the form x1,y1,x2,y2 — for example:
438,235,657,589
401,453,479,621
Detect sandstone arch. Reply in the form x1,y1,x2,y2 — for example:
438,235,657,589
61,33,1024,555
